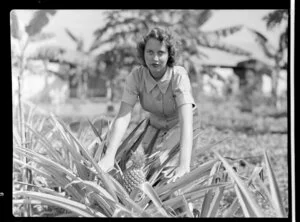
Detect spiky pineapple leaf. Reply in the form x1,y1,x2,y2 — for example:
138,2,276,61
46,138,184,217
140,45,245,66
115,119,149,167
213,151,264,217
157,159,217,197
87,118,103,142
222,197,240,217
52,115,119,202
201,161,221,217
263,150,286,217
14,191,105,217
139,182,170,217
234,184,256,217
207,185,225,217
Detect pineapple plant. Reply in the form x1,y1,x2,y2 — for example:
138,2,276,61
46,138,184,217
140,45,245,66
12,102,289,217
122,148,147,201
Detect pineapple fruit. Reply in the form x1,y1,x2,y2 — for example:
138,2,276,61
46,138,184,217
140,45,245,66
122,148,147,200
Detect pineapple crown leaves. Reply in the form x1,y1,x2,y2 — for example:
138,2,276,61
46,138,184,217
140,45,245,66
128,148,146,169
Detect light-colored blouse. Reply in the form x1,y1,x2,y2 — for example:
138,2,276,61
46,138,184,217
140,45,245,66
121,65,197,130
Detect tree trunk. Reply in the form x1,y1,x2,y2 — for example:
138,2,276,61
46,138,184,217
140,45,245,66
106,79,114,113
195,69,204,102
106,79,112,101
271,65,280,110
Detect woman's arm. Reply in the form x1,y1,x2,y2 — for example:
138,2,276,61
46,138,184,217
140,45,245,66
98,101,134,172
172,103,193,180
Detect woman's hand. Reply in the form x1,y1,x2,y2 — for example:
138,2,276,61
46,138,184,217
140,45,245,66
170,165,190,183
98,154,115,173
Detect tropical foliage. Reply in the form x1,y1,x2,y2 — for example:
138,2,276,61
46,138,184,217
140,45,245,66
246,9,288,109
24,10,253,101
90,10,252,87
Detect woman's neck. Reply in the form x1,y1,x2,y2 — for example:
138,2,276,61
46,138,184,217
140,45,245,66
149,66,167,81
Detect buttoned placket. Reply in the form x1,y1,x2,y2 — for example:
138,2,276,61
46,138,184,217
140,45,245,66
160,92,168,129
157,90,166,128
144,67,176,130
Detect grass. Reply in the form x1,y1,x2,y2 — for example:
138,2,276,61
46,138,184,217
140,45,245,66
12,96,289,217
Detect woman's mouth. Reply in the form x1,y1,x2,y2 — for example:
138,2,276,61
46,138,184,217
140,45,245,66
152,63,160,68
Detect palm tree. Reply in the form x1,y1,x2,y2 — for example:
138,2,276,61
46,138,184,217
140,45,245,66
30,28,98,100
63,28,91,99
246,10,288,109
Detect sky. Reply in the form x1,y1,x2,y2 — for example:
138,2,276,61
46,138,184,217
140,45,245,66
13,9,287,66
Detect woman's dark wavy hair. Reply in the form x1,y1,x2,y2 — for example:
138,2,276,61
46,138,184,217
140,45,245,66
136,27,181,67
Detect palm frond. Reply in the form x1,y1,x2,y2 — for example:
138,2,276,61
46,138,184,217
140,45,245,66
247,28,277,58
196,34,252,56
29,32,56,42
65,28,80,43
29,44,66,61
25,10,57,37
195,10,213,28
204,25,244,39
262,10,288,30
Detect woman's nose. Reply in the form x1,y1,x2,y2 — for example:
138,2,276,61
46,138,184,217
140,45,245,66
153,54,159,61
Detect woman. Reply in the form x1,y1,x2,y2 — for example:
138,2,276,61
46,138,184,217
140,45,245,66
99,27,200,182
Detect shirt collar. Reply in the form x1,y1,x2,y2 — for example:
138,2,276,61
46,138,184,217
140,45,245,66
144,66,172,94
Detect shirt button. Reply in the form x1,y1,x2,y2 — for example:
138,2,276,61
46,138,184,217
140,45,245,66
157,94,162,101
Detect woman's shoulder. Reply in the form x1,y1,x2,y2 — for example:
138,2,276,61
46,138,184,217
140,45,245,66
172,65,188,79
127,65,146,85
131,65,146,73
130,65,146,78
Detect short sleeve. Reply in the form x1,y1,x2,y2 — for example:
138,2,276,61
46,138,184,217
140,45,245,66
173,67,196,108
121,68,139,106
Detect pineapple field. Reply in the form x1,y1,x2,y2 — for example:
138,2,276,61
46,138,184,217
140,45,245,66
12,96,290,218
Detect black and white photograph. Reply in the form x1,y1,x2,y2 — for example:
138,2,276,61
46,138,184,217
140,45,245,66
11,9,293,218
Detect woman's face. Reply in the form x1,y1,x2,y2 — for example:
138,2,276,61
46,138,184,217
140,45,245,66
144,38,169,80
